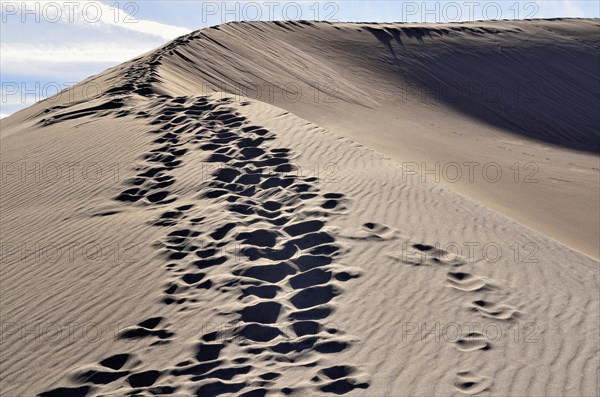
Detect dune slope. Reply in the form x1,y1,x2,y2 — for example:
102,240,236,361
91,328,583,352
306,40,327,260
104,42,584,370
154,18,600,259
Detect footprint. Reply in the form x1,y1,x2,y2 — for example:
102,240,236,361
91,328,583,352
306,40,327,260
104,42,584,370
195,381,246,396
99,353,131,370
339,222,398,240
240,388,268,397
127,370,161,388
236,229,280,247
447,272,492,292
119,317,174,341
289,268,333,289
71,366,129,385
388,243,466,266
195,342,225,362
152,210,184,227
239,301,282,324
115,187,147,202
146,190,175,204
38,386,93,397
453,371,491,395
283,220,325,237
471,300,520,321
290,285,339,309
312,365,371,394
455,332,490,352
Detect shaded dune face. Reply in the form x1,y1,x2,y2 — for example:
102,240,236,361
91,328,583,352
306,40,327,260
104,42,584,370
135,19,600,258
156,19,600,152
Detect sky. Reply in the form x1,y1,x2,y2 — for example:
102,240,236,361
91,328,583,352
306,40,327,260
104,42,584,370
1,0,599,118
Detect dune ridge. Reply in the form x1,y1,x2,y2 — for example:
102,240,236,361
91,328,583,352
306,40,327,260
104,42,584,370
154,18,600,258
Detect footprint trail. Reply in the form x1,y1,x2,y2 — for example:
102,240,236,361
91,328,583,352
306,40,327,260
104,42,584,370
38,95,370,397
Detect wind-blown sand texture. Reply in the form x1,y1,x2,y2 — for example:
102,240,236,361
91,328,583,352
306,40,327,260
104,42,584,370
0,19,598,397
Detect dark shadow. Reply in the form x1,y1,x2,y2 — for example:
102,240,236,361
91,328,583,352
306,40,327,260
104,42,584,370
368,23,600,153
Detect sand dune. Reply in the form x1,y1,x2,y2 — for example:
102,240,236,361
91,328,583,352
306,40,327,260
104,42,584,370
0,19,598,397
150,18,600,259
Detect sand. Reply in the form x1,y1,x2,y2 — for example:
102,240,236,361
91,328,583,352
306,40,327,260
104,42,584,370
0,19,598,397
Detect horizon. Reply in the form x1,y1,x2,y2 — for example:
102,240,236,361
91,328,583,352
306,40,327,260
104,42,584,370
1,1,599,118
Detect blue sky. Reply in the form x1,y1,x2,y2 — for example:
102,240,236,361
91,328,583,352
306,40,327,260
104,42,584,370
1,0,598,117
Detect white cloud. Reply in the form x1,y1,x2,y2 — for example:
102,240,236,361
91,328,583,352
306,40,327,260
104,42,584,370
534,0,587,18
0,39,162,80
0,1,193,117
1,44,152,64
97,3,191,40
2,1,191,40
558,0,585,15
0,1,192,82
